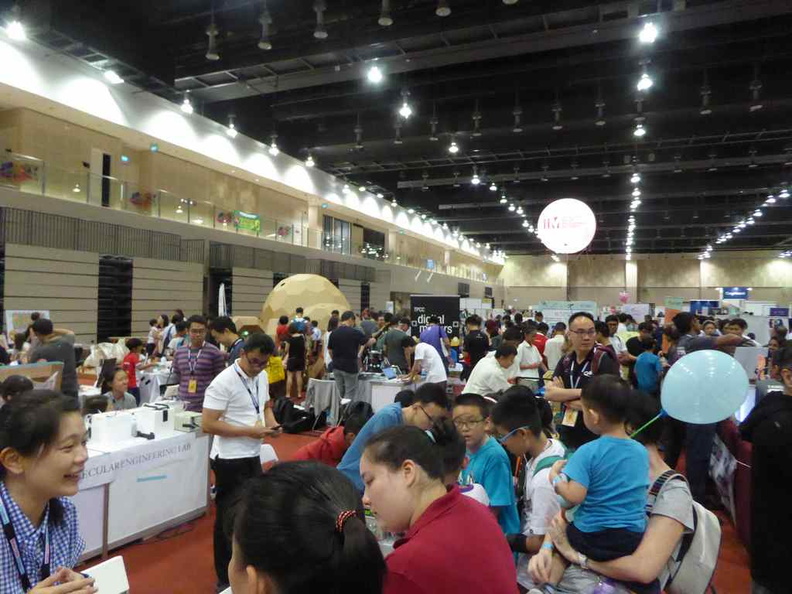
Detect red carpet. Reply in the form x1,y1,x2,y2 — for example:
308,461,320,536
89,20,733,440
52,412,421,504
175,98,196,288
83,429,751,593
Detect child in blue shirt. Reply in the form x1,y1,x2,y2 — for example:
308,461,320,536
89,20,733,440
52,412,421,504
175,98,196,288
634,337,663,396
453,393,521,534
532,375,654,594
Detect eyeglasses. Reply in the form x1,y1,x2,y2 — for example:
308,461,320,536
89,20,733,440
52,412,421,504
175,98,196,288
452,417,485,431
419,405,438,424
497,425,531,444
570,329,597,337
245,353,269,367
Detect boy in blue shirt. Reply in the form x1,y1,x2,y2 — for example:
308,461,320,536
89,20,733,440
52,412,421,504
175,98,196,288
533,375,653,594
453,393,520,534
634,336,663,396
338,383,449,491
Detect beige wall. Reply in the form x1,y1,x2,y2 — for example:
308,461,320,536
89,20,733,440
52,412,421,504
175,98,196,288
232,267,273,317
4,244,98,343
131,258,203,335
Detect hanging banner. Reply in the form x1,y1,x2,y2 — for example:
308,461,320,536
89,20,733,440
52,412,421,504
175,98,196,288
410,295,461,338
233,210,261,233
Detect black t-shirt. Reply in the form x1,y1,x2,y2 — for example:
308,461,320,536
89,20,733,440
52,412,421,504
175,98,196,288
287,335,306,364
625,336,644,386
327,325,368,374
552,348,620,450
463,330,489,367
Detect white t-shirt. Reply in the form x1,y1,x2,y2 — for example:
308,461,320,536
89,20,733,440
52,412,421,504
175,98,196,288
462,355,512,395
485,349,519,379
168,336,186,355
460,483,490,507
544,335,565,372
203,362,270,460
610,334,627,355
516,341,542,379
414,342,448,384
147,326,160,345
522,439,565,537
323,331,332,364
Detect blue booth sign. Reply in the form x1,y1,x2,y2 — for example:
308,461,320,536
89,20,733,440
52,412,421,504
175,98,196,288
722,287,750,299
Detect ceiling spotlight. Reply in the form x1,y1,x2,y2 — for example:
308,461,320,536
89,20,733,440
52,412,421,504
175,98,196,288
630,173,641,184
226,115,238,138
103,70,124,85
436,0,451,17
391,199,398,207
516,207,524,215
489,182,497,192
508,204,516,212
765,196,776,204
499,195,507,204
522,220,529,228
780,189,790,199
448,140,459,154
305,154,315,168
552,102,563,131
367,65,383,83
421,213,427,220
594,97,606,127
637,72,653,92
5,19,26,41
633,123,646,137
471,168,480,185
181,93,194,115
258,1,273,49
638,22,658,44
632,188,641,197
747,218,755,225
268,133,279,156
313,0,328,38
72,183,81,193
408,208,415,214
358,185,367,192
749,67,763,112
378,0,393,26
205,19,220,61
398,100,413,119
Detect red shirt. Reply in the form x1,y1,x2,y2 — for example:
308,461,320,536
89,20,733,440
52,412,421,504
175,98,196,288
384,486,518,594
291,426,347,466
533,332,547,355
276,324,290,347
122,352,139,388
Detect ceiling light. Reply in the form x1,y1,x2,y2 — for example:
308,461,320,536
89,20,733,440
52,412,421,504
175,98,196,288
499,195,507,204
753,209,763,217
765,196,776,204
448,140,459,154
522,220,529,228
305,154,315,168
471,172,480,185
359,185,367,192
516,207,524,215
258,2,273,49
226,115,238,138
398,101,413,119
552,102,563,131
268,134,279,156
391,199,398,207
376,192,384,199
747,219,755,225
733,228,742,233
633,123,646,137
5,19,26,42
379,0,394,25
508,204,516,212
632,188,641,197
421,214,427,220
367,65,383,84
630,173,641,184
489,182,497,192
313,0,328,38
780,189,790,199
436,0,451,17
407,208,415,214
206,20,220,61
637,73,653,92
638,22,658,44
181,94,194,115
103,70,124,85
72,183,81,193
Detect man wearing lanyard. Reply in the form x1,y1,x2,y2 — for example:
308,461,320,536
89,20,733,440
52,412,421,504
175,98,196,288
172,315,225,412
209,316,245,366
202,332,281,592
545,311,620,451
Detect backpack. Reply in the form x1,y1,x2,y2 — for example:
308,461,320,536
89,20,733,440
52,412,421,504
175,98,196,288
646,470,722,594
272,398,319,433
559,345,615,378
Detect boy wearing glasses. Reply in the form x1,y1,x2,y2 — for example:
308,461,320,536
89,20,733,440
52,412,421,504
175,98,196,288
453,393,520,535
338,383,449,491
545,312,619,451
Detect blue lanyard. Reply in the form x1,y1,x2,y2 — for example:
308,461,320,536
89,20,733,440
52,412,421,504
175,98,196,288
0,493,50,591
233,365,260,414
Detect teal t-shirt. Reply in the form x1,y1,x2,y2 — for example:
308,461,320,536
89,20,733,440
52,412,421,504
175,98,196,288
460,436,520,534
563,435,649,533
338,403,403,491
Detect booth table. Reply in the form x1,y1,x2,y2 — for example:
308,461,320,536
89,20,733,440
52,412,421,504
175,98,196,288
73,430,210,560
139,367,175,405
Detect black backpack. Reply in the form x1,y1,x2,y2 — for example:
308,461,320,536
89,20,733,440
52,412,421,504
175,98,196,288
272,398,323,434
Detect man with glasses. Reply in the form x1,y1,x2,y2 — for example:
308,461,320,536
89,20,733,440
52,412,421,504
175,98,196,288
545,312,619,450
337,383,449,491
171,314,226,412
201,333,282,592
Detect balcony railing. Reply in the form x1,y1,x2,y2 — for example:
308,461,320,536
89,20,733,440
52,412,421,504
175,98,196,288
0,152,497,284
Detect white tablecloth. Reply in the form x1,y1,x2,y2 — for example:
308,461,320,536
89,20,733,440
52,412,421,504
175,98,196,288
139,368,175,404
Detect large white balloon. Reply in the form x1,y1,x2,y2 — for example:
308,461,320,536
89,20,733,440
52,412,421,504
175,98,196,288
536,198,597,254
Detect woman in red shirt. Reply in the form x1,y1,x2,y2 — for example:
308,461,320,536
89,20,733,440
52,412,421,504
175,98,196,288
361,421,518,594
275,315,290,352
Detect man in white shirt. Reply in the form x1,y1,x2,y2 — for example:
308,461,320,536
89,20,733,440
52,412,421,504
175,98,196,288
400,336,448,390
202,333,281,592
516,324,546,393
544,322,567,372
462,344,517,397
485,326,523,381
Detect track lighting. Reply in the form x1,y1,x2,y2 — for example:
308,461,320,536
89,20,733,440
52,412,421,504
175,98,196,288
378,0,393,26
436,0,451,17
367,65,383,84
638,22,658,44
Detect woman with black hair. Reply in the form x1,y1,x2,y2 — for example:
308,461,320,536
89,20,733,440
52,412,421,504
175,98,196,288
0,391,95,593
361,421,518,594
228,461,385,594
0,376,34,404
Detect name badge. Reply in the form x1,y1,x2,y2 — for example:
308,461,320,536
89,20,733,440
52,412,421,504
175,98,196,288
188,378,198,394
561,408,579,427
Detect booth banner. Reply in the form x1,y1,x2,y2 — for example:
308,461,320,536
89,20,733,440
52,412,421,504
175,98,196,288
79,432,196,490
722,287,750,299
622,303,651,320
410,295,461,338
233,210,261,233
535,301,597,327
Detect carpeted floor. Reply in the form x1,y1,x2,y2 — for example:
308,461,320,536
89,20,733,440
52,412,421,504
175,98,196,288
82,431,750,593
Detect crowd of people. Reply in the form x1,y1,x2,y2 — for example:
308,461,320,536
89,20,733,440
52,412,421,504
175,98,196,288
0,305,789,594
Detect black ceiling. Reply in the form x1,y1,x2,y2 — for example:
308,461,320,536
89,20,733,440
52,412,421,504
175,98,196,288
11,0,792,256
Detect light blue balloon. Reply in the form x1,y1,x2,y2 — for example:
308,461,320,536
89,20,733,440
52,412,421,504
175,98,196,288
661,349,749,424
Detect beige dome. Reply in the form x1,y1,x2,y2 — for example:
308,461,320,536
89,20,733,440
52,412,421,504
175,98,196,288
260,274,351,335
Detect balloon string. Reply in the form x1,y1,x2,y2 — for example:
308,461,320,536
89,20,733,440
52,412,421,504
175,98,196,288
629,410,667,440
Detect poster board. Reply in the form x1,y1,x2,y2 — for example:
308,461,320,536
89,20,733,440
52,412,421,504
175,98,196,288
535,301,597,327
0,362,63,391
410,295,461,338
5,310,49,336
622,303,651,320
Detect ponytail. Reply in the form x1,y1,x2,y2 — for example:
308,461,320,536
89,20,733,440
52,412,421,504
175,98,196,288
232,461,385,594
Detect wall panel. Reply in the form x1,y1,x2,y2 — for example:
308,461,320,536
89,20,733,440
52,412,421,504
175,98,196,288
131,258,203,335
232,267,273,317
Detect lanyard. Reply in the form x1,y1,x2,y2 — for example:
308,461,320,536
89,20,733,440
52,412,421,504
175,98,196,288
0,494,50,591
187,346,204,376
230,338,244,353
569,358,591,390
233,365,260,415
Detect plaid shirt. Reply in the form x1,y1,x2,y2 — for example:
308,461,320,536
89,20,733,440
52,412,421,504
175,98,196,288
0,482,84,593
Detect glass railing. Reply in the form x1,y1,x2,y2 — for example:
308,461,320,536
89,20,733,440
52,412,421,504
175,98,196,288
0,152,497,283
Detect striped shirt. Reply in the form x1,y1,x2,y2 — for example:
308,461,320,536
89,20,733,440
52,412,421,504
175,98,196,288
0,482,84,593
172,342,225,412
